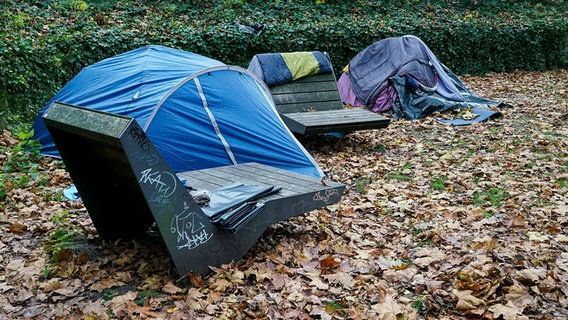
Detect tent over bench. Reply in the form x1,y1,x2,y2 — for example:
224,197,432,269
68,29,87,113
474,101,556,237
32,45,324,178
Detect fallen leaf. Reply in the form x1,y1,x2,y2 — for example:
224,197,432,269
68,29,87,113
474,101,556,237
320,255,341,273
489,301,520,320
371,295,405,320
454,290,485,310
162,281,183,294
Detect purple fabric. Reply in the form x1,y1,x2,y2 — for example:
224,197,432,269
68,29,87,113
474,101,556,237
337,72,363,107
371,85,398,112
338,72,397,112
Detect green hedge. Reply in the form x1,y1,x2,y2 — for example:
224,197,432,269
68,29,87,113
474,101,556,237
1,0,567,128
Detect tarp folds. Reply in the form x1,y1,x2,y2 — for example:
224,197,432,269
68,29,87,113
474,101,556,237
248,51,333,86
201,182,282,233
390,72,503,122
32,45,324,178
339,35,504,123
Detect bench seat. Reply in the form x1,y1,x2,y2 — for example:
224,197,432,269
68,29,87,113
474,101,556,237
42,102,344,282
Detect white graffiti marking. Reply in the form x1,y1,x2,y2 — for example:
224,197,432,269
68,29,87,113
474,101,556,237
170,203,213,250
139,168,177,198
313,188,339,203
132,151,159,166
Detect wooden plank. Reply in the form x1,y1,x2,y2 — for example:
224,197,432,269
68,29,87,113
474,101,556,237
178,168,297,200
272,90,341,105
281,109,391,135
270,80,340,95
284,109,389,125
274,101,344,114
269,72,343,114
214,163,335,191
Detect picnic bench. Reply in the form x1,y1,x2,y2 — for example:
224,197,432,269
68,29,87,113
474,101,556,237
265,53,391,135
41,102,345,282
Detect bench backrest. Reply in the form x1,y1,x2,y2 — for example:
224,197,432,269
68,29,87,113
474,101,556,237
42,102,216,277
268,54,344,114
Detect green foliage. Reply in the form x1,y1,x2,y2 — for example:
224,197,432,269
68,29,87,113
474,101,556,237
554,179,568,188
1,1,567,124
0,175,6,204
473,188,509,206
44,210,78,259
388,163,413,181
430,176,448,191
101,288,122,301
3,129,42,173
417,240,432,247
326,300,347,310
388,173,412,182
355,177,372,194
0,127,45,206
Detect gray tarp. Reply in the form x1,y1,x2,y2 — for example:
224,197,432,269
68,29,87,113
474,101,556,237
348,35,465,108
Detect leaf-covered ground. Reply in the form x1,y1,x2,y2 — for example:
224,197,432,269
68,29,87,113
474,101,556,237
1,70,567,319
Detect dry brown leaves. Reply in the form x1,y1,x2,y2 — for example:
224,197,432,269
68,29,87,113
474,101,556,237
0,70,567,319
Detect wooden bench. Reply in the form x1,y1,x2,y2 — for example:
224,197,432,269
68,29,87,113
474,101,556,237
41,102,345,282
268,55,391,135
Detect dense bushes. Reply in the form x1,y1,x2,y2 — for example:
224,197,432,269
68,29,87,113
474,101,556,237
1,0,567,127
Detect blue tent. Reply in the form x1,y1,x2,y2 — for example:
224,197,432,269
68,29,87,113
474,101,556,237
31,45,324,178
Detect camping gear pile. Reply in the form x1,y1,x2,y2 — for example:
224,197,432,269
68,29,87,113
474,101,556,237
337,35,504,124
33,36,505,173
30,40,505,276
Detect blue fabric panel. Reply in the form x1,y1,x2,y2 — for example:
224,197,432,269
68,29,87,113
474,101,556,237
32,45,224,158
312,51,333,73
437,108,503,126
256,53,293,86
146,69,323,178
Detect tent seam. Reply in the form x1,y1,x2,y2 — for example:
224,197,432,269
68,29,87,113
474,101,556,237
193,77,238,165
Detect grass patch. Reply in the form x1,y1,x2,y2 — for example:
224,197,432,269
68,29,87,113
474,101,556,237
526,161,536,168
355,177,372,194
543,130,562,137
326,300,347,310
388,163,413,182
430,175,448,191
417,240,432,247
412,296,429,314
388,173,412,181
136,290,167,306
44,210,80,277
374,143,387,153
473,188,509,206
554,179,568,188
